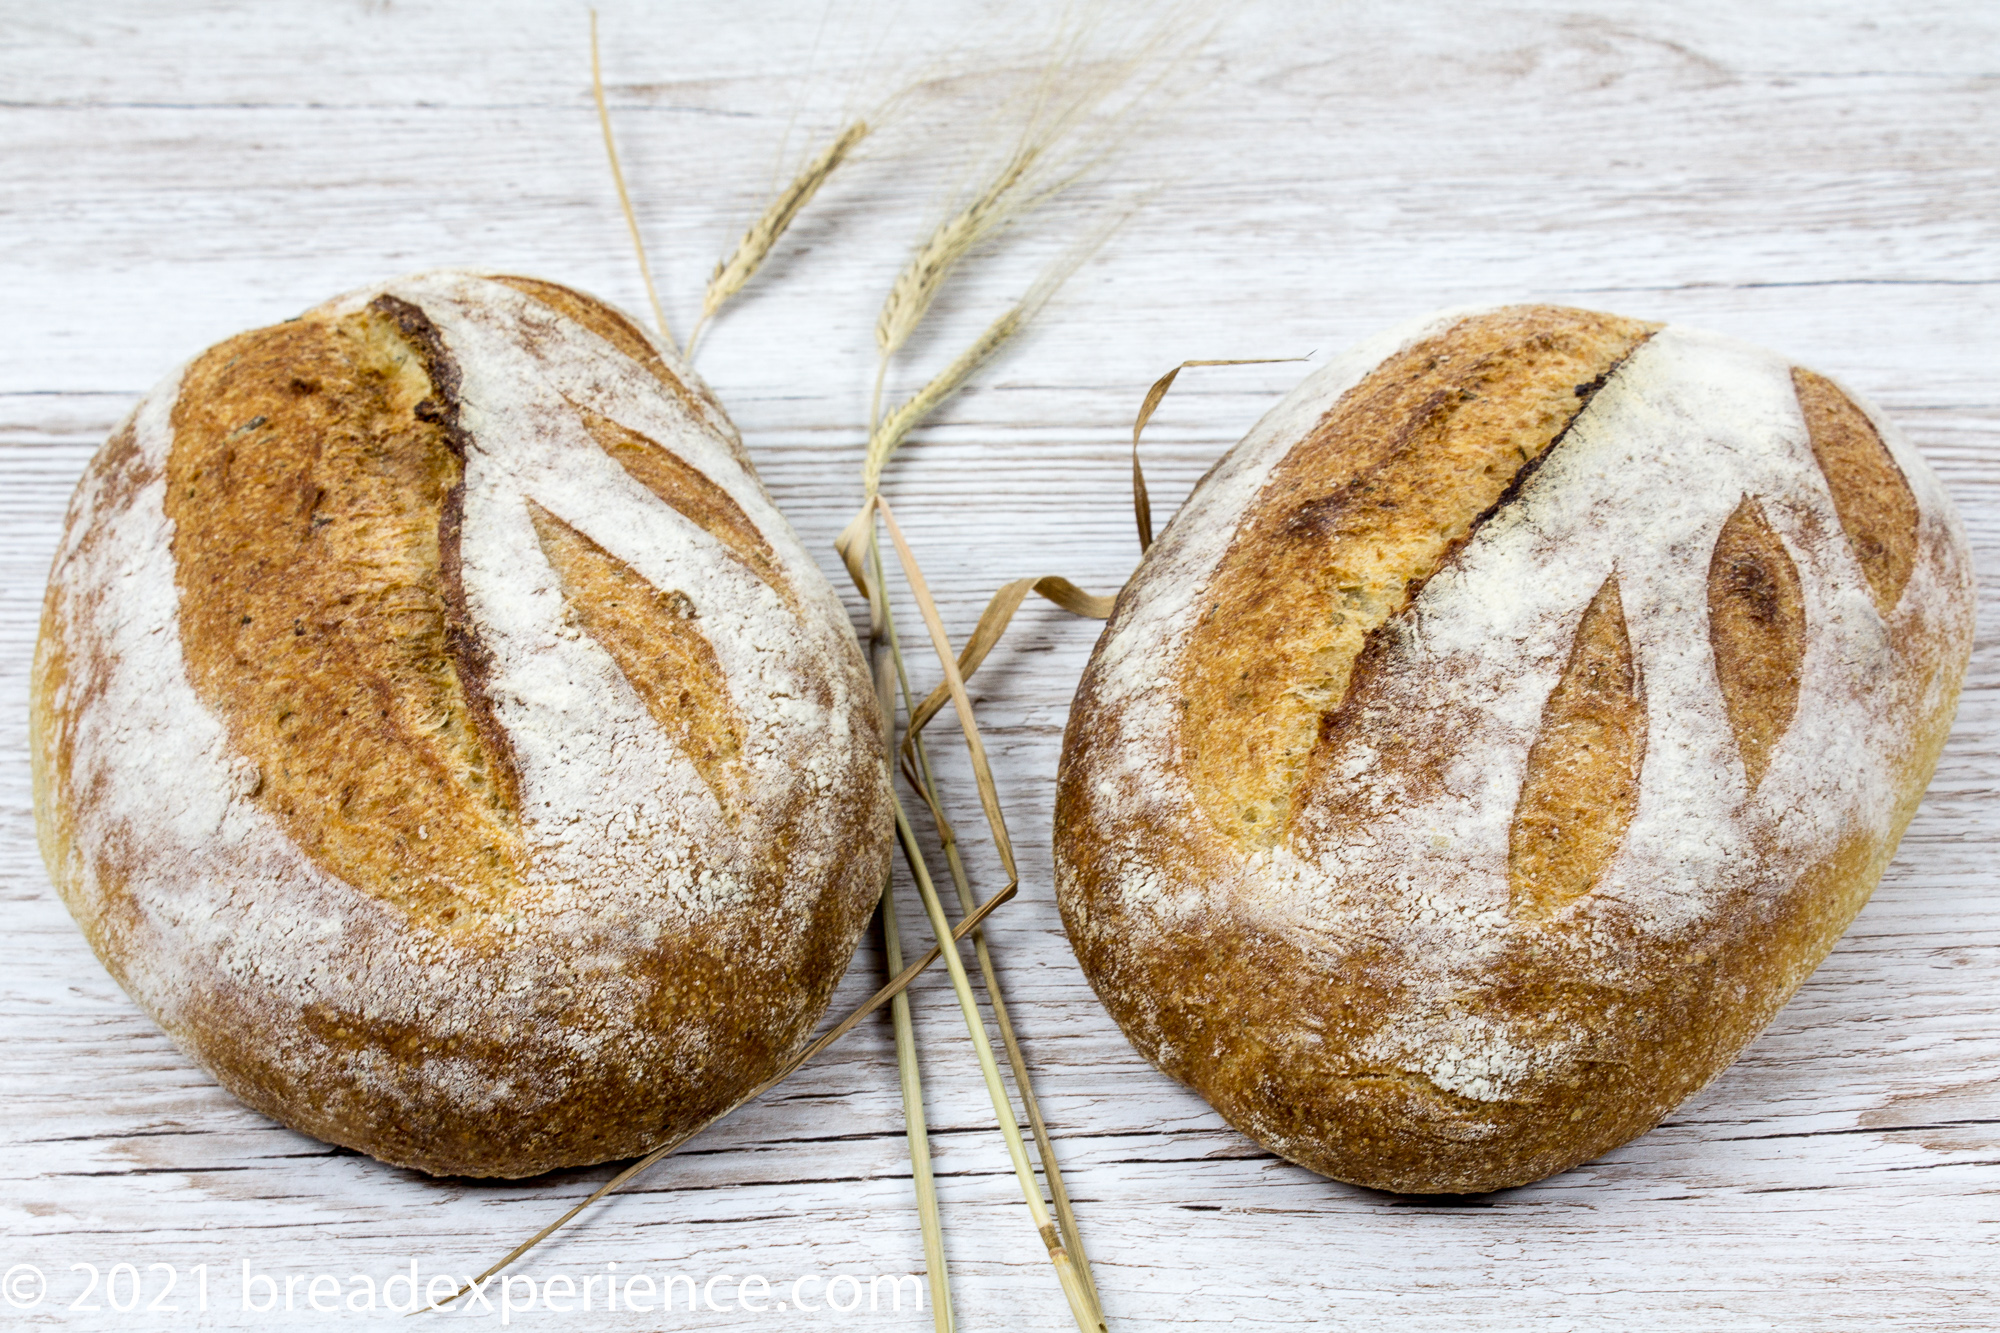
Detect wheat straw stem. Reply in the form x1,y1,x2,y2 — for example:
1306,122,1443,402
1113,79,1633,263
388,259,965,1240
424,885,1016,1314
869,356,889,440
876,500,1018,881
1128,357,1308,549
901,575,1112,739
873,506,1107,1325
901,738,1105,1323
591,11,675,351
880,872,954,1333
862,516,1104,1329
864,539,955,1333
890,797,1103,1333
877,561,1104,1320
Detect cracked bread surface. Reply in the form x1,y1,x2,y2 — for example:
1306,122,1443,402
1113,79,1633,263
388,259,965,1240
1054,305,1973,1193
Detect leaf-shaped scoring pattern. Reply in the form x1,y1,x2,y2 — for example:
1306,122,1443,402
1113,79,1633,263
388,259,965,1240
490,273,707,418
527,501,747,819
1508,575,1646,919
1792,367,1918,621
575,405,792,604
1707,496,1806,793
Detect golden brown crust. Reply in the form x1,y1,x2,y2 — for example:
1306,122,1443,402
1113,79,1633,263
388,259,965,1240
490,274,758,479
1508,575,1646,918
1055,306,1975,1195
1180,307,1657,846
489,273,701,413
576,404,791,602
528,499,748,817
165,303,525,924
1706,496,1807,793
367,294,526,825
1793,366,1919,619
34,271,892,1179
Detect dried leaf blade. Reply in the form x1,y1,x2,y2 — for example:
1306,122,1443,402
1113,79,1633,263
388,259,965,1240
1131,357,1308,550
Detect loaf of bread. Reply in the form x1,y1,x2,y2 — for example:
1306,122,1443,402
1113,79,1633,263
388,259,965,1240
1055,305,1973,1193
31,271,892,1178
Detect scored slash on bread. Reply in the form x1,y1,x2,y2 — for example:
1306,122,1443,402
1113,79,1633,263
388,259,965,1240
164,296,528,920
526,498,749,820
1508,572,1644,921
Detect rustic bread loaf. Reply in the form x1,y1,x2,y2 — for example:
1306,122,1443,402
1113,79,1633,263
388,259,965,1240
1054,305,1973,1194
31,271,892,1178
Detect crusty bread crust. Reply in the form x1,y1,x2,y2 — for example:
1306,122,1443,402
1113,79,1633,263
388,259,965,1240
32,272,892,1178
1054,306,1973,1194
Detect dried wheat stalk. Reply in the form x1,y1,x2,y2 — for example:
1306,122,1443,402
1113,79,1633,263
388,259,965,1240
829,32,1180,1331
1129,357,1308,548
864,535,956,1333
866,216,1118,490
590,11,674,350
456,12,1210,1323
894,626,1106,1320
872,500,1105,1331
875,146,1040,366
689,118,871,357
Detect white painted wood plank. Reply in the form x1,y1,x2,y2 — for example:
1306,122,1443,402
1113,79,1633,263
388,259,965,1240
2,1,1996,1329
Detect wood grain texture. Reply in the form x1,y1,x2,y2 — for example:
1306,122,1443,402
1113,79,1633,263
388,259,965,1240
1,1,1995,1328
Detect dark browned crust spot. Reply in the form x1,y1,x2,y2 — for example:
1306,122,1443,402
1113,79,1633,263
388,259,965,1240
165,303,525,921
527,500,747,818
1792,367,1918,620
1509,575,1646,918
1707,495,1806,792
1179,306,1659,847
575,404,791,604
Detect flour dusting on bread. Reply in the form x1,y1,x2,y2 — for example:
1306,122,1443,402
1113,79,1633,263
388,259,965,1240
33,272,891,1178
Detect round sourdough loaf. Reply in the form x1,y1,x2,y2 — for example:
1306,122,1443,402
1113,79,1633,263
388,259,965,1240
1054,305,1974,1194
31,271,892,1178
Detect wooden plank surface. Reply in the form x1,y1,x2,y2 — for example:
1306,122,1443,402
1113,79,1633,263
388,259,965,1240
2,2,1995,1328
